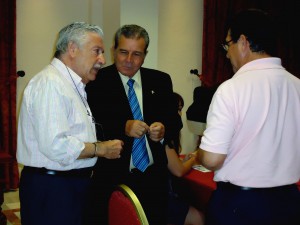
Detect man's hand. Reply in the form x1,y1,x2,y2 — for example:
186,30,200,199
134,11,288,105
96,140,124,159
125,120,149,138
149,122,165,142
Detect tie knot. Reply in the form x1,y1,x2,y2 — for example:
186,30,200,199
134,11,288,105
127,79,135,88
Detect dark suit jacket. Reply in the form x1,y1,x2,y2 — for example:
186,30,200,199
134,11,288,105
85,64,181,225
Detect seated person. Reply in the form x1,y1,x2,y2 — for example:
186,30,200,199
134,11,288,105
166,92,205,225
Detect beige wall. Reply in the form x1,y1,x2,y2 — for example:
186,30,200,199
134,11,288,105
16,0,104,112
158,0,203,152
16,0,203,153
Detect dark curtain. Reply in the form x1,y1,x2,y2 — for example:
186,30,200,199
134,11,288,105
0,0,19,190
201,0,300,87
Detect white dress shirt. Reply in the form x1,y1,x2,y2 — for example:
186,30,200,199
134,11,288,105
17,58,97,170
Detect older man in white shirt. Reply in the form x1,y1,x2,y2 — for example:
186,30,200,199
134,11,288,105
17,22,123,225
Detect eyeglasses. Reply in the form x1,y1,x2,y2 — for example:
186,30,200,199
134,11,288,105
222,39,233,51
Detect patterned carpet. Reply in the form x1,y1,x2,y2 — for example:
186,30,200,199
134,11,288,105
2,208,20,225
2,190,20,225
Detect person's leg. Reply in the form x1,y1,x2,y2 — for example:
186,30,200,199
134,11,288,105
184,206,205,225
83,180,112,225
128,165,168,225
205,188,254,225
167,192,189,225
20,170,90,225
262,185,300,225
19,169,48,225
206,184,300,225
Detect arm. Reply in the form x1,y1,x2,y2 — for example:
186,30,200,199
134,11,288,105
166,145,197,177
195,148,227,171
31,78,98,166
78,140,123,159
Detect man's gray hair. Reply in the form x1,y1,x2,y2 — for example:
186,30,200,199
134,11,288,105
54,22,104,58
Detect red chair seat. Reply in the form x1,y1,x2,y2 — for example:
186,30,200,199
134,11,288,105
108,184,149,225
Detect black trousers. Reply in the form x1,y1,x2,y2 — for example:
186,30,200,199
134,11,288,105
19,167,92,225
206,182,300,225
84,164,168,225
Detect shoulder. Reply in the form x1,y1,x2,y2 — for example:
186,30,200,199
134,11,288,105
140,67,172,84
100,64,116,73
87,64,118,89
27,65,65,91
96,64,118,80
140,67,170,77
23,65,70,104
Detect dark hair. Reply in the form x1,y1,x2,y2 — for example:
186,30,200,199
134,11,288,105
228,9,277,55
173,92,184,110
113,24,150,54
168,92,184,154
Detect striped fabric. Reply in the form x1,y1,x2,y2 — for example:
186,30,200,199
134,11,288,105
127,79,149,172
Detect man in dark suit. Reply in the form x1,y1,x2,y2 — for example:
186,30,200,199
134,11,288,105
85,24,181,225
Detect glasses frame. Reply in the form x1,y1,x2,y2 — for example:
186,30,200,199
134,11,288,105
222,39,233,51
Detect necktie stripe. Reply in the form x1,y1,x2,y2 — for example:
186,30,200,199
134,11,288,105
127,79,149,172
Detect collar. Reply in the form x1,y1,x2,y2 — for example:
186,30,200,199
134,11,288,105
51,58,85,90
234,57,284,78
119,70,142,88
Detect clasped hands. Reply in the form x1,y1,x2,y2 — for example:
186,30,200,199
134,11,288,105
94,121,164,160
125,120,165,142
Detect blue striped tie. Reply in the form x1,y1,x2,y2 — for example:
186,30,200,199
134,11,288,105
127,79,149,172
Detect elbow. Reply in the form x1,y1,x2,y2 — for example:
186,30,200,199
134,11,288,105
169,167,187,177
201,156,224,171
173,170,185,177
202,161,222,171
199,149,226,171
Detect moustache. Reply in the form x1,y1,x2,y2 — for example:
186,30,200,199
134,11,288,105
94,64,103,70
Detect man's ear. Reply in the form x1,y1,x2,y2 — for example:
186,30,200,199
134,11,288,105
239,34,251,55
68,41,78,58
239,34,249,48
237,34,251,59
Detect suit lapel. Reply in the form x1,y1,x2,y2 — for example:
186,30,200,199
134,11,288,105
140,68,154,122
109,65,133,119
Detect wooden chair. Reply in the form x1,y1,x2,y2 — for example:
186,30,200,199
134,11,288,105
108,184,149,225
0,152,12,225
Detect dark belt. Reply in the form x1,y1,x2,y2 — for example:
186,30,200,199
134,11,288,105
23,166,93,178
217,181,296,191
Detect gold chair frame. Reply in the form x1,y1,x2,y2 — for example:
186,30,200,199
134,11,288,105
116,184,149,225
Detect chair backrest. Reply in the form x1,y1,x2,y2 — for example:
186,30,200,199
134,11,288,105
108,184,149,225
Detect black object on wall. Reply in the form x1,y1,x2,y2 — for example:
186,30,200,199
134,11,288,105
16,70,25,77
186,86,218,123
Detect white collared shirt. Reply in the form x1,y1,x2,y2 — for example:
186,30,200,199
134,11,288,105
17,58,97,170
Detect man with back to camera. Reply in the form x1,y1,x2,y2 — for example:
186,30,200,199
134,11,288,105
196,9,300,225
85,24,181,225
17,22,123,225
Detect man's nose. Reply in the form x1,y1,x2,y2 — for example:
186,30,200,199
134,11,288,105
98,53,106,65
